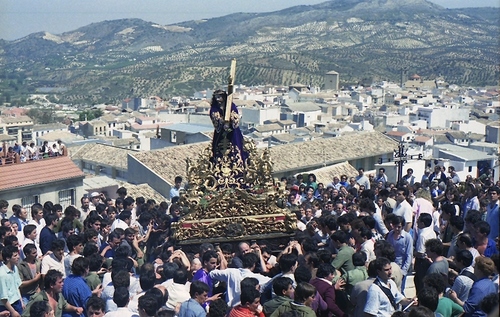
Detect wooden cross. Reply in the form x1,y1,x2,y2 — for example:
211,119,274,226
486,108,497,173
224,59,236,123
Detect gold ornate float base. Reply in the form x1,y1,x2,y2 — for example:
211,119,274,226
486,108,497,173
172,139,296,245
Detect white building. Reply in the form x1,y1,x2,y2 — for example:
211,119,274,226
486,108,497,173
415,105,470,128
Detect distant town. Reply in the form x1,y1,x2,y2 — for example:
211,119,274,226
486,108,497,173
0,70,498,207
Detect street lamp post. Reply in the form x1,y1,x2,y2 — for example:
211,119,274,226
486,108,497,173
394,142,408,185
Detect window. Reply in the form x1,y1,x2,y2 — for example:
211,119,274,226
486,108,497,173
468,166,473,172
58,189,75,209
171,131,177,143
22,196,39,215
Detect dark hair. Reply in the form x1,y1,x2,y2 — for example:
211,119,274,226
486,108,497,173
84,228,98,242
3,235,18,247
464,210,482,225
373,257,391,272
83,243,99,258
352,252,367,266
474,221,491,236
480,293,499,315
202,250,218,263
64,205,78,218
190,280,209,298
44,269,64,290
123,197,135,209
378,242,396,262
279,253,298,273
208,298,228,317
362,216,376,229
458,233,474,248
31,203,43,218
409,306,434,317
118,210,132,221
449,216,464,231
242,252,259,269
86,296,106,314
419,213,432,228
455,249,473,267
162,262,179,280
424,239,444,256
2,245,18,261
60,219,74,234
316,263,335,278
367,261,377,278
423,273,446,294
240,287,260,306
0,200,8,209
23,243,37,258
359,226,373,240
138,294,159,316
51,239,65,252
140,268,156,291
12,204,22,217
30,301,51,317
72,257,89,276
23,224,37,237
397,187,409,197
173,267,188,284
66,234,83,252
241,277,259,292
418,287,439,312
111,270,131,288
144,288,165,312
273,277,293,297
441,204,457,216
87,253,104,271
390,215,405,226
330,230,347,244
294,265,312,284
43,213,59,226
0,226,9,239
113,286,130,308
294,282,316,303
116,187,127,196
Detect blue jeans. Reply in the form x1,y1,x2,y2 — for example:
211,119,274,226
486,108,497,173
0,300,23,315
400,275,407,296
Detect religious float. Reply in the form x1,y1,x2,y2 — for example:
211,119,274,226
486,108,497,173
171,60,296,250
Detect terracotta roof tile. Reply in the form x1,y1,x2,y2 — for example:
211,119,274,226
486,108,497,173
131,131,397,184
0,157,84,191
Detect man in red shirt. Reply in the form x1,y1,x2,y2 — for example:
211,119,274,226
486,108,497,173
227,288,264,317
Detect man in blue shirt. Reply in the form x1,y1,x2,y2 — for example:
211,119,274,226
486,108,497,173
62,257,101,317
178,281,209,317
386,216,413,295
485,187,499,241
39,213,59,256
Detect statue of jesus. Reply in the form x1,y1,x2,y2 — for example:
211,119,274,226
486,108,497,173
209,89,248,167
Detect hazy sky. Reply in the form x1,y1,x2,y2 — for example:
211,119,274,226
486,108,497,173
0,0,498,40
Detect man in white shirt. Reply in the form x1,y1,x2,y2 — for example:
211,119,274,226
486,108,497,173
210,252,270,307
414,213,436,294
41,239,66,278
104,286,138,317
393,187,413,233
356,167,371,190
170,176,184,200
111,210,131,231
364,257,416,317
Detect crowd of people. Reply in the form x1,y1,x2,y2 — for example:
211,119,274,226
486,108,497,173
0,140,66,164
0,164,498,317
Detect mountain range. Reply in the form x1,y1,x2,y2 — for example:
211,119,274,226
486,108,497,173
0,0,498,104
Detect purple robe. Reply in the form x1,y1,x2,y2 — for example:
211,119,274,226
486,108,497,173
210,102,248,166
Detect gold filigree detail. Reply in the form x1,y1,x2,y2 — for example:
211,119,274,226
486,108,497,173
173,138,296,242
